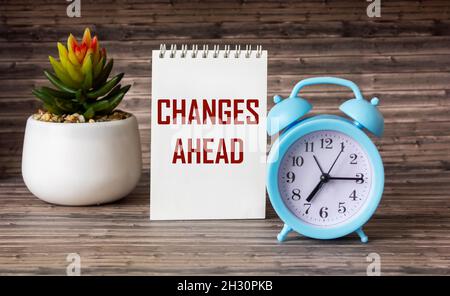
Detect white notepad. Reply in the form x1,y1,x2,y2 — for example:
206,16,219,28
150,45,267,220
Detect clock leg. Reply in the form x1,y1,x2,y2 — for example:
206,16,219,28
277,224,293,242
356,227,368,243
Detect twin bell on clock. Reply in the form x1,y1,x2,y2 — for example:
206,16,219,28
266,77,384,243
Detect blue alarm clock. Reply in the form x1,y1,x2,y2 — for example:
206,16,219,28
266,77,384,243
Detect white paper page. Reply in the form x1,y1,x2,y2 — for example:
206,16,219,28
150,49,267,220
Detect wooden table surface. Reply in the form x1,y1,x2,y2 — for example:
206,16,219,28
1,0,449,275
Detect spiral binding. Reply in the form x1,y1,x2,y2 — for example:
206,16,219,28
158,44,263,58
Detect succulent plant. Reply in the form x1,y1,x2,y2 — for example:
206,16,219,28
32,28,130,119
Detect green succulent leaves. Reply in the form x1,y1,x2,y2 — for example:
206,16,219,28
82,85,130,119
34,59,130,119
32,28,131,120
44,70,77,94
86,73,124,99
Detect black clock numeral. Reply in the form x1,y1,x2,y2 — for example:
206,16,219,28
286,171,295,183
350,153,358,164
304,203,311,214
338,202,346,213
291,156,304,167
304,141,314,152
349,190,358,201
340,142,345,152
355,173,364,184
320,138,333,149
319,207,328,218
291,189,301,201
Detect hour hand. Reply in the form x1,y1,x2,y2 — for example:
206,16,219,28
306,180,324,202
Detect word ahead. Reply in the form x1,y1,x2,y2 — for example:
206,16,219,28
172,138,243,164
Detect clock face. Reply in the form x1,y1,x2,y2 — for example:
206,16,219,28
278,130,373,227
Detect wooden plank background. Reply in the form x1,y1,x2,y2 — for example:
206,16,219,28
0,0,449,275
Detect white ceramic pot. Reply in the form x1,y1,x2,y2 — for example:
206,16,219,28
22,115,142,206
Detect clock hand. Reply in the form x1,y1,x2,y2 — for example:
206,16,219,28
327,149,343,174
328,176,364,181
306,180,325,203
313,155,325,174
